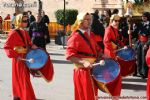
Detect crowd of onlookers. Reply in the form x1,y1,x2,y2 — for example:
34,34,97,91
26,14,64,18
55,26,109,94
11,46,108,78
0,10,51,47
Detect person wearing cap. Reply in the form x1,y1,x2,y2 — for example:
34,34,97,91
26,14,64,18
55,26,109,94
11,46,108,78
133,12,150,79
103,14,124,96
65,12,102,100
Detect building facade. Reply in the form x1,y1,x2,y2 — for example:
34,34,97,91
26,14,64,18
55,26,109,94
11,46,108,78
0,0,124,21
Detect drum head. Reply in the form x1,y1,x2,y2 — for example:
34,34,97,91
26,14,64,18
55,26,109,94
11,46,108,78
92,59,120,83
26,48,48,69
116,47,135,61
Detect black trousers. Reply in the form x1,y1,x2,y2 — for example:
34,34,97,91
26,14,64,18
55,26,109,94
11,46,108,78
137,42,148,77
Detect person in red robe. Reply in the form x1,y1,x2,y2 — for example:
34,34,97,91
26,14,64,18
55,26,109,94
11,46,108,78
103,14,124,96
65,12,102,100
146,46,150,100
4,14,53,100
4,14,35,100
104,14,124,59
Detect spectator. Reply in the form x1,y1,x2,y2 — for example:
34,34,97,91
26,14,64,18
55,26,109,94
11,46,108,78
41,10,50,43
4,14,11,20
0,16,3,31
27,11,35,26
11,13,16,29
112,9,119,15
91,9,105,50
132,12,150,79
103,9,111,27
29,13,48,49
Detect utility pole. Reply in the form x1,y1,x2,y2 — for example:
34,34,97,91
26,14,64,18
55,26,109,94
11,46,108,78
38,0,42,17
63,0,66,49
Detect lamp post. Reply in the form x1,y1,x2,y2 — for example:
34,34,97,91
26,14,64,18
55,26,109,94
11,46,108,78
38,0,42,17
63,0,66,49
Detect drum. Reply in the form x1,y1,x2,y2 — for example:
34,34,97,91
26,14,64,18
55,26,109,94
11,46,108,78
116,47,136,76
25,48,54,82
92,58,121,95
25,48,48,70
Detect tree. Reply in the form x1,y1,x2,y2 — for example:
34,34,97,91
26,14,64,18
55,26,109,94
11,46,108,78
55,9,78,26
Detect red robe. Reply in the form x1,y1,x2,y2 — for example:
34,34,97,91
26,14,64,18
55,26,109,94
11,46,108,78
4,29,36,100
146,47,150,100
4,30,54,100
66,30,99,100
103,26,122,96
104,26,124,59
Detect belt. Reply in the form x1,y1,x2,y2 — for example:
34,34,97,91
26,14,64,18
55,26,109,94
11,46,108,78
14,46,27,54
111,42,117,49
74,58,96,69
32,32,44,37
138,35,148,42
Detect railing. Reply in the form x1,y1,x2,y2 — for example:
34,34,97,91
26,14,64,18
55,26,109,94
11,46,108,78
48,22,71,38
2,20,11,34
1,20,71,38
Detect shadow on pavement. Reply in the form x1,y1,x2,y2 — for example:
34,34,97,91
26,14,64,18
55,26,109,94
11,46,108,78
122,83,146,90
52,59,72,64
123,78,147,83
49,53,64,56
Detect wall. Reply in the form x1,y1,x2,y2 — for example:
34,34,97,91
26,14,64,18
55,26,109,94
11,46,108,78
0,0,125,21
0,0,95,21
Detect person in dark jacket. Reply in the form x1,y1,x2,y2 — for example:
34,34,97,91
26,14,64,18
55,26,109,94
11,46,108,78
29,14,47,49
133,12,150,79
91,10,105,50
41,10,50,43
27,11,35,26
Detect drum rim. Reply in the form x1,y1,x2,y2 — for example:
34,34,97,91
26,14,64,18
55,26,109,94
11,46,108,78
116,47,136,61
92,58,121,84
25,48,49,70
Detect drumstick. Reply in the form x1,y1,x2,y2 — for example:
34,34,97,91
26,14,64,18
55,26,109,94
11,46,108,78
115,46,128,52
21,58,34,63
92,60,105,66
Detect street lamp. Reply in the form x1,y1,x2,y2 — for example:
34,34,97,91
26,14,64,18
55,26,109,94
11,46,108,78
63,0,66,48
38,0,42,17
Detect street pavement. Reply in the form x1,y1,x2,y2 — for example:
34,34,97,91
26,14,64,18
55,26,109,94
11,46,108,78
0,36,148,100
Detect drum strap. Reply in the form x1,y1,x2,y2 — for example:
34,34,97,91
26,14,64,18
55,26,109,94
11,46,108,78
77,51,96,57
76,30,96,57
16,29,25,44
15,30,29,47
110,26,121,48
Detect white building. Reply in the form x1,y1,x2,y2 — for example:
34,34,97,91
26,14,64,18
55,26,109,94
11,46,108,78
0,0,124,21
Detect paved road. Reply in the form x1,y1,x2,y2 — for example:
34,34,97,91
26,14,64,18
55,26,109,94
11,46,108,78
0,38,148,100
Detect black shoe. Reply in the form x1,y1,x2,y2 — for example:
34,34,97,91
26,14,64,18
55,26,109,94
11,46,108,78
133,73,137,76
141,75,147,79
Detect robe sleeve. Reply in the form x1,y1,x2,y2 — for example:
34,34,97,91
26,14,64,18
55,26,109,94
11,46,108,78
146,47,150,67
3,31,20,58
65,35,79,60
103,28,114,51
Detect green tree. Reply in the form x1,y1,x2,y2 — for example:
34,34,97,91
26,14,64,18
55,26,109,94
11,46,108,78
55,9,78,26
